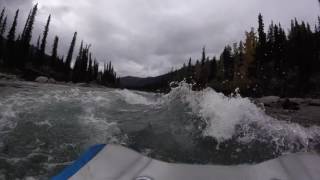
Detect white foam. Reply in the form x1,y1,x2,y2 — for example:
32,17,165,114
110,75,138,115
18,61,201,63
164,82,320,147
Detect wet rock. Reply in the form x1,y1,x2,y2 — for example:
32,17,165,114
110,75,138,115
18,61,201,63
48,78,56,84
308,99,320,107
282,99,300,110
288,98,306,104
0,73,17,80
258,96,280,107
35,76,48,83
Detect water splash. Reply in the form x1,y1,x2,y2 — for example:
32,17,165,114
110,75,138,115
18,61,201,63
162,82,320,151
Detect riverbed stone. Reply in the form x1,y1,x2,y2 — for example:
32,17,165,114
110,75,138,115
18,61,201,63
258,96,280,106
282,99,300,110
35,76,48,83
48,78,56,84
309,99,320,106
0,73,17,80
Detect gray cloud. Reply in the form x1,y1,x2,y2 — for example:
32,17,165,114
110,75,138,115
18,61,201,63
1,0,319,77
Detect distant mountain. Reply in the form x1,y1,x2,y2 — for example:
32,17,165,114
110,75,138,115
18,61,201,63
119,73,173,92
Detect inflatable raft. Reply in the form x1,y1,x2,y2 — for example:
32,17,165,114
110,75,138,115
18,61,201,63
52,144,320,180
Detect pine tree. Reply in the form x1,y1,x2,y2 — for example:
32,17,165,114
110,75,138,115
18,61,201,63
0,16,7,58
244,28,257,79
186,57,193,83
0,8,5,30
51,36,59,68
221,45,234,81
201,47,206,65
21,4,37,47
256,13,267,80
93,60,99,80
7,10,19,42
0,9,5,58
40,15,51,59
65,32,77,71
87,57,93,82
0,16,7,37
233,41,245,81
36,35,41,50
266,21,275,63
21,9,32,39
6,9,19,67
257,14,267,48
209,57,217,80
72,43,91,82
19,4,37,67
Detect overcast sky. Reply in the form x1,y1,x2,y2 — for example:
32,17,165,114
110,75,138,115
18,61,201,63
0,0,319,77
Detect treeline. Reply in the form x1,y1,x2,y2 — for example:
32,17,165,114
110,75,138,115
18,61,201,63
0,4,118,86
169,14,320,97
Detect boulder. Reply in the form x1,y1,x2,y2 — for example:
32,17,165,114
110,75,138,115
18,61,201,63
35,76,48,83
309,99,320,107
0,73,17,80
288,98,306,104
282,99,300,110
258,96,280,106
48,78,56,84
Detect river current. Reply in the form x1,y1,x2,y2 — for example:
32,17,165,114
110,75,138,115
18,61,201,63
0,81,319,179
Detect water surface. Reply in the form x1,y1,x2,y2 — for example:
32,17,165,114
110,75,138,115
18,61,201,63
0,81,319,179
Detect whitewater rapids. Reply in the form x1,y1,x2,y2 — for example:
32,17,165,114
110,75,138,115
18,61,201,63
0,80,319,179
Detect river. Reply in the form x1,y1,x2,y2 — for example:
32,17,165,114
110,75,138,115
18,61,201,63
0,80,319,179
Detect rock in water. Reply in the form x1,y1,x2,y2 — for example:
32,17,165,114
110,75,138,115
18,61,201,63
35,76,49,83
48,78,56,84
0,73,17,80
282,99,300,110
309,99,320,107
258,96,280,107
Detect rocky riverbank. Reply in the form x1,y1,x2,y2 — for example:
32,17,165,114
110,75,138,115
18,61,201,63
256,96,320,127
0,72,107,89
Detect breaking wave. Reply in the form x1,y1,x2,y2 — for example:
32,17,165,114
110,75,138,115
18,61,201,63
162,82,320,151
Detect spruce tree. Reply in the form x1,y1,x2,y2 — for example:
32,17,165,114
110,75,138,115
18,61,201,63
222,46,234,81
257,14,267,48
40,15,51,58
0,8,5,58
6,9,19,67
0,16,7,58
93,60,99,80
65,32,77,70
0,8,5,29
209,57,217,80
87,57,93,82
51,36,59,68
256,13,267,78
20,4,37,67
0,16,7,37
7,10,19,42
21,4,37,47
201,47,206,65
36,35,41,50
21,9,31,39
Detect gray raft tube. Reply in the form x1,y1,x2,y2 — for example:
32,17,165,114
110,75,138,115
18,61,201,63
52,144,320,180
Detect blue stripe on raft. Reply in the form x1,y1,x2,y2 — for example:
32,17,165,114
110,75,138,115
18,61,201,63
52,144,106,180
